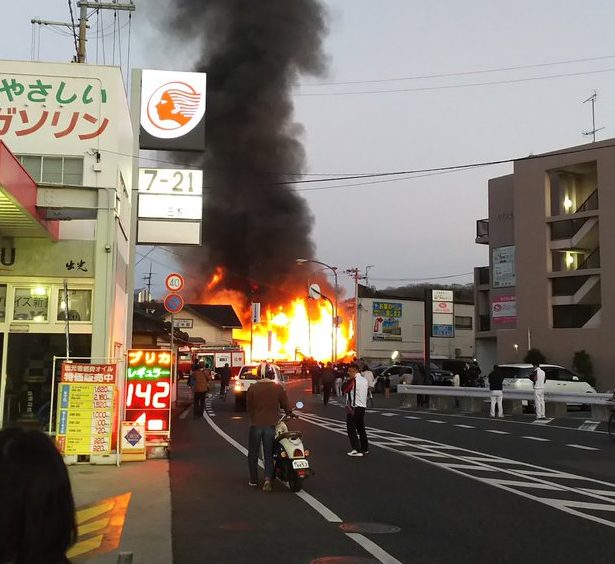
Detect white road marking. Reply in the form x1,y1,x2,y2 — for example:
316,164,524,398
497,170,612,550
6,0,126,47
202,412,402,564
381,413,397,417
179,407,191,420
426,420,446,424
455,424,475,429
404,416,420,420
300,412,615,530
345,533,403,564
532,418,553,425
567,444,599,451
579,421,601,431
486,430,510,435
522,436,550,442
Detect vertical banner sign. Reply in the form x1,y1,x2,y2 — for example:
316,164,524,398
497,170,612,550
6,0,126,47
372,302,402,341
431,290,454,338
125,349,172,433
56,363,117,456
251,302,261,324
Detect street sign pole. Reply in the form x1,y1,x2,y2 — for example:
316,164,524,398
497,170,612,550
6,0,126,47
424,288,432,382
171,312,176,405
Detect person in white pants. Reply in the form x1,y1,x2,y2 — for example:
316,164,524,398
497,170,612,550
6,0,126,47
532,363,546,419
488,365,504,417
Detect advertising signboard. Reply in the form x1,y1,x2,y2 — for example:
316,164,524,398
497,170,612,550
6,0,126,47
139,69,207,151
492,295,517,325
493,246,516,288
125,349,172,433
431,290,454,338
372,301,402,341
55,363,117,456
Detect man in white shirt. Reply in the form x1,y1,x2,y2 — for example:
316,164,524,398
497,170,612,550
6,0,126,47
532,362,546,420
343,363,369,457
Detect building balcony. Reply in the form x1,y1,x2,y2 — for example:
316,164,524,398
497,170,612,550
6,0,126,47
551,247,600,273
475,219,489,244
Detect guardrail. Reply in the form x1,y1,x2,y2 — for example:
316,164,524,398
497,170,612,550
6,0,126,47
396,384,615,421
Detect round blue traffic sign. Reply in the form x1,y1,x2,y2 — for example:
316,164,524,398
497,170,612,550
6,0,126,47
164,293,184,314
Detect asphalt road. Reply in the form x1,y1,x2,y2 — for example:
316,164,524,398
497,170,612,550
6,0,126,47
170,380,615,564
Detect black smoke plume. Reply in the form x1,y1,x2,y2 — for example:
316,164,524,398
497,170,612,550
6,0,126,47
167,0,328,300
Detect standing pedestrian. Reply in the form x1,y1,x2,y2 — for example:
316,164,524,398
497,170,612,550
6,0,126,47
384,374,391,398
334,368,343,397
310,361,322,395
361,363,375,398
219,363,231,399
191,362,208,418
343,363,369,456
321,362,336,406
531,362,546,420
452,372,461,408
488,364,505,417
246,364,291,491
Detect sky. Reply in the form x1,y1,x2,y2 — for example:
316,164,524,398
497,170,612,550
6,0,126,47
4,0,615,298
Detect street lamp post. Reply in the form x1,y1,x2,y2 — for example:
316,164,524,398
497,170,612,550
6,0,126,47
297,258,338,363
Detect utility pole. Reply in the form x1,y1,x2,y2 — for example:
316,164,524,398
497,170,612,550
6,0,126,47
142,262,155,302
364,265,375,287
345,268,362,359
76,1,135,63
582,91,605,142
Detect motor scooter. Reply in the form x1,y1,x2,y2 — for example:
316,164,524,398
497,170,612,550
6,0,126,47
273,401,311,492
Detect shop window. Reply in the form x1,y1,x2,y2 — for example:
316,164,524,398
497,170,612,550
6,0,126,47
0,284,6,322
13,287,50,322
57,289,92,322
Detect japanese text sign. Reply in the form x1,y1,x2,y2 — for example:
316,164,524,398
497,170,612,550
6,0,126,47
372,301,402,341
56,362,117,456
125,349,172,433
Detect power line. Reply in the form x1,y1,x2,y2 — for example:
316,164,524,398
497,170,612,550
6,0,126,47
371,272,474,282
295,66,615,97
301,53,615,87
96,139,615,193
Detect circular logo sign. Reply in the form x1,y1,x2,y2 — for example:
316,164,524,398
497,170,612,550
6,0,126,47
143,79,206,139
165,273,185,293
164,293,184,314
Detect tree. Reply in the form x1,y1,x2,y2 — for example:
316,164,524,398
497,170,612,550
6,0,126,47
524,348,546,365
572,350,595,387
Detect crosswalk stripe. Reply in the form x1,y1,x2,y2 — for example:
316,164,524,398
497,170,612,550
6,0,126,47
532,418,553,424
579,421,600,431
426,420,446,424
522,436,550,441
381,413,397,417
455,424,475,429
486,430,510,435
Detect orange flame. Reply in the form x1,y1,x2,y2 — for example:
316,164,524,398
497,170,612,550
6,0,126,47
199,268,354,363
207,266,224,291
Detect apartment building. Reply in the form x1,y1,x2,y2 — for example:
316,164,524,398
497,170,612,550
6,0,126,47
474,139,614,389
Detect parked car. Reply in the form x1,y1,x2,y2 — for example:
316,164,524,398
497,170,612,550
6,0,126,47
497,364,597,407
431,359,478,386
233,363,284,411
374,362,454,392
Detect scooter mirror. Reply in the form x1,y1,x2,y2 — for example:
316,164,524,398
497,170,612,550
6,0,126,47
295,401,304,409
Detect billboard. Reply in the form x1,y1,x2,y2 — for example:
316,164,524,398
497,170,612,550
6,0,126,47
493,246,516,288
372,301,402,341
492,295,517,325
139,69,206,151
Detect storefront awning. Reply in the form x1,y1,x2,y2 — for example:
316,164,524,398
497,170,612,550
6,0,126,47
0,141,58,240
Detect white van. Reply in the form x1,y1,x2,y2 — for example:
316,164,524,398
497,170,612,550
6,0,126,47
497,364,596,406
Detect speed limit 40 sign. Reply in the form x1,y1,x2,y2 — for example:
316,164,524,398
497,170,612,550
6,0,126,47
165,273,185,292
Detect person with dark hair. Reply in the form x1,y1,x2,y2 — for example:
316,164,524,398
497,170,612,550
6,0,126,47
219,363,232,399
343,363,369,456
247,364,291,491
191,361,208,418
0,428,77,564
321,362,336,406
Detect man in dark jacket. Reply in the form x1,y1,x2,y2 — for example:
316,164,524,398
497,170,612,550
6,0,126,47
488,364,505,417
246,365,290,492
321,362,336,406
219,363,232,398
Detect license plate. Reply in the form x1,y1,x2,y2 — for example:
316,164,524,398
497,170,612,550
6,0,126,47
292,459,309,469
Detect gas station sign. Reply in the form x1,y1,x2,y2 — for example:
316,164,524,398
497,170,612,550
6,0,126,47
56,362,117,456
125,349,172,433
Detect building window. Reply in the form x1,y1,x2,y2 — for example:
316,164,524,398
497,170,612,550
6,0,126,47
57,289,92,322
17,155,84,186
454,316,473,330
13,287,50,322
0,285,6,322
